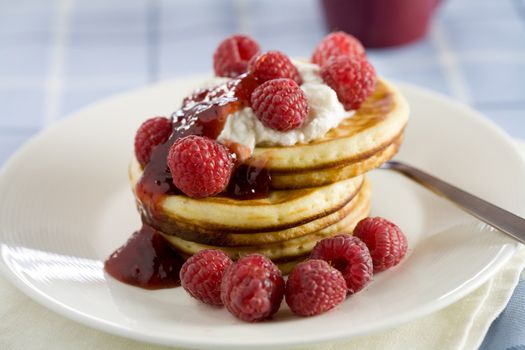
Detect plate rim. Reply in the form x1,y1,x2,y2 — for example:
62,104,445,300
0,78,523,349
0,240,516,349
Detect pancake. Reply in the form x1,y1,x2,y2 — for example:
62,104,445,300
254,79,408,189
125,78,405,275
130,156,364,231
271,134,402,189
160,178,370,261
148,178,369,246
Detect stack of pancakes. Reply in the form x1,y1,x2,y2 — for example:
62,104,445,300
129,79,409,273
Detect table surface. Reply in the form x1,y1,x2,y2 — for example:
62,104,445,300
1,0,525,349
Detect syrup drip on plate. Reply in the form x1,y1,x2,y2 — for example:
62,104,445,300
104,224,184,289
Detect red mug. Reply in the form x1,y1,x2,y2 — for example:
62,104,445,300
320,0,441,48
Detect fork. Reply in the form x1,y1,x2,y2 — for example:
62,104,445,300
381,161,525,244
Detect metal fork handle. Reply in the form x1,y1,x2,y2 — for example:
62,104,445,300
381,161,525,244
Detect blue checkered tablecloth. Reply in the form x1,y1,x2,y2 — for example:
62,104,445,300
1,0,525,349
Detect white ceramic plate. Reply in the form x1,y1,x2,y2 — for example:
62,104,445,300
0,78,524,349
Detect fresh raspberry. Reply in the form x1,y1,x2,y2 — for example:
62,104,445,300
213,34,260,78
353,217,408,272
320,56,377,110
221,254,284,322
285,259,346,317
250,78,309,132
248,51,302,85
310,234,373,294
179,249,233,306
167,135,234,198
134,117,172,167
312,31,366,67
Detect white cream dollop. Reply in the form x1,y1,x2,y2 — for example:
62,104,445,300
215,60,354,151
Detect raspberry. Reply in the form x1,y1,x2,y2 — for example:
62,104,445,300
310,234,373,294
250,79,309,132
179,249,233,306
220,254,284,322
353,217,408,272
320,56,377,110
167,135,234,198
213,34,260,78
312,31,366,67
285,259,346,317
249,51,302,85
134,117,172,167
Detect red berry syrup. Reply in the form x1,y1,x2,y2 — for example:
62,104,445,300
106,74,271,289
104,224,185,289
228,163,271,200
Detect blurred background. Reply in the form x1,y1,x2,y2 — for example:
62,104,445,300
0,0,524,160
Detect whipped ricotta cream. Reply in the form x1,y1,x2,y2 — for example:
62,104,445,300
214,60,354,151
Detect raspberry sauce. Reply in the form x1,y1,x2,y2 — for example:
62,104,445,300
228,163,271,200
135,73,265,213
106,74,267,289
104,224,184,289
